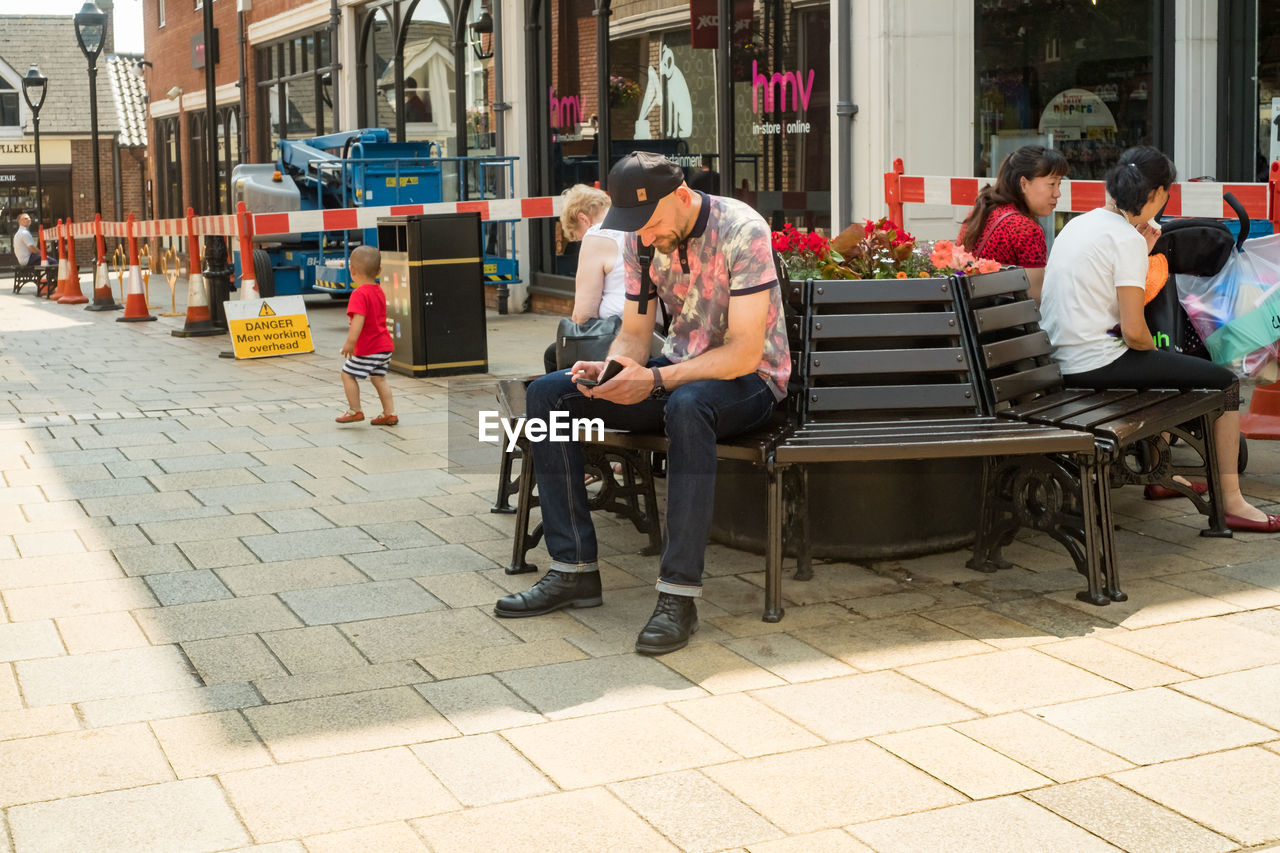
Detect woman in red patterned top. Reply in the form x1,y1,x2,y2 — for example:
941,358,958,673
959,146,1068,301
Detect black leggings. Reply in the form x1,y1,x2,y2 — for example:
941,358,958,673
1065,348,1240,410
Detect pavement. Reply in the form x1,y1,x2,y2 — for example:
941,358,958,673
2,275,1280,853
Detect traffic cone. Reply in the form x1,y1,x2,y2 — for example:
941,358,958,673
117,214,156,323
236,201,260,301
1241,381,1280,440
85,213,123,311
53,220,68,300
38,224,48,264
172,208,219,337
58,219,88,304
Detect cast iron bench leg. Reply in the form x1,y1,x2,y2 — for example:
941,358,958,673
764,460,786,623
506,440,540,575
1074,453,1112,606
490,443,519,514
1197,410,1232,540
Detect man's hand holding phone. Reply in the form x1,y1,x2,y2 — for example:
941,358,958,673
572,356,653,403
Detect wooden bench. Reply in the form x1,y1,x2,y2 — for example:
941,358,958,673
7,263,57,298
767,275,1111,611
954,267,1232,603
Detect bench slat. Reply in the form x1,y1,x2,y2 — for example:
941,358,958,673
1019,389,1141,424
810,312,960,339
982,331,1053,370
777,427,1094,463
808,347,968,375
808,384,977,412
1089,390,1226,444
809,278,953,304
998,388,1104,418
972,299,1042,333
1053,389,1182,430
965,268,1032,300
991,363,1067,403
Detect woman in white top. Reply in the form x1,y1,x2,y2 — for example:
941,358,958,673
543,184,628,373
1040,146,1277,532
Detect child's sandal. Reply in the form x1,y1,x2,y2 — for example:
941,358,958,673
335,410,364,423
370,413,399,426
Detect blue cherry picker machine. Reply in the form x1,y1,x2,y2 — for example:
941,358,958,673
230,128,520,299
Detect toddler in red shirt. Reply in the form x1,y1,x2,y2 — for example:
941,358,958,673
337,245,398,425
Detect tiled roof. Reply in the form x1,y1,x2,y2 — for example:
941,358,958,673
106,53,148,148
0,15,121,136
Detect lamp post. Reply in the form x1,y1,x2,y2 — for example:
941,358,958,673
20,65,48,228
201,0,231,335
74,0,107,218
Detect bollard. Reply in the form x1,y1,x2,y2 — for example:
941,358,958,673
117,214,157,322
172,207,221,337
58,219,89,304
85,213,123,311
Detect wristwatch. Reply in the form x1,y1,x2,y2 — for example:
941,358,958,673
650,366,667,398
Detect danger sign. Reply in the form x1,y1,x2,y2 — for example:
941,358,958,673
224,296,315,359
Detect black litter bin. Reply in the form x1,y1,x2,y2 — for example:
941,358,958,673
377,212,489,377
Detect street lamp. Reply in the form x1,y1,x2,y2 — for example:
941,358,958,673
20,64,48,228
73,0,107,218
469,7,494,61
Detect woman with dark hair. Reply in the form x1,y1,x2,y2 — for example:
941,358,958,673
1039,145,1278,532
959,145,1068,300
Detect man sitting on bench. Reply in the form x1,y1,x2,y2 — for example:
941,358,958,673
13,213,38,267
492,151,789,655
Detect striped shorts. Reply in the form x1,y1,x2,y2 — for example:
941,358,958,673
342,351,392,379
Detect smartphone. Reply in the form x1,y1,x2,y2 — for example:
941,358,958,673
575,359,625,388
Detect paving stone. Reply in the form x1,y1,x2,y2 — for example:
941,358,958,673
414,675,545,735
145,569,235,605
182,635,288,684
1111,747,1280,847
1027,777,1237,853
152,451,261,473
792,613,995,671
1102,616,1280,677
260,625,368,675
78,682,263,728
415,571,512,608
950,712,1134,783
189,480,318,513
315,498,445,527
134,594,302,643
245,686,456,762
0,552,124,592
149,710,273,778
1036,636,1194,688
504,705,735,788
177,538,259,569
73,524,151,552
360,521,445,549
412,788,676,853
253,660,429,704
280,579,444,626
0,724,173,807
420,636,589,680
609,769,786,852
656,642,787,694
242,527,385,561
347,544,498,580
1223,607,1280,638
146,467,261,492
55,612,150,655
899,647,1126,715
871,725,1052,798
1173,663,1280,730
219,748,459,842
0,704,80,742
412,733,556,806
111,543,194,576
921,604,1058,648
751,671,977,742
669,693,824,759
1161,569,1280,608
1034,686,1275,764
720,634,857,684
13,530,87,557
7,778,250,853
848,795,1121,853
986,596,1123,639
79,491,209,524
257,508,336,533
1048,578,1243,629
302,822,430,853
140,514,274,544
16,645,199,706
340,609,516,664
496,654,705,720
0,620,65,662
704,741,966,834
0,663,23,711
216,556,368,596
8,578,156,623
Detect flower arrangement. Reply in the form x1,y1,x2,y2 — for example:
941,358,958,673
465,106,488,133
772,219,1005,281
608,76,641,108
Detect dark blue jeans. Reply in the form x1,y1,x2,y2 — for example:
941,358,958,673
525,358,777,597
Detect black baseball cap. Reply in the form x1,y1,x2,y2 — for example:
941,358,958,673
601,151,686,232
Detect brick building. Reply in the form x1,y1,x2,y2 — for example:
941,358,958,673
0,7,149,265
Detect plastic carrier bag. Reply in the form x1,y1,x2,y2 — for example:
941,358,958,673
1175,232,1280,380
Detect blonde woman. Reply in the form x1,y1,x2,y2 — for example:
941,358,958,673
545,184,629,372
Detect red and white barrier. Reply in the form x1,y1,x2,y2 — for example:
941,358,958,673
250,196,562,237
884,158,1280,230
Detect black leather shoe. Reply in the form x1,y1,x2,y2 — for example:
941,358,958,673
634,592,698,655
493,570,603,618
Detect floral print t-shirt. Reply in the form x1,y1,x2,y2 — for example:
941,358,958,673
622,192,790,400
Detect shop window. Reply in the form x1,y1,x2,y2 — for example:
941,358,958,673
402,0,455,142
154,116,182,218
0,78,18,129
359,6,398,131
256,27,335,158
1259,8,1279,180
975,0,1162,181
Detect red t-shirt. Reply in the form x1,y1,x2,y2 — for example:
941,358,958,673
965,204,1048,268
347,283,394,355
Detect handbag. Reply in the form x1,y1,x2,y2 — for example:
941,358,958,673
555,314,622,369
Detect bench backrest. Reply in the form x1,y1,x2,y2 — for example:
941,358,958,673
788,276,983,426
957,268,1068,414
